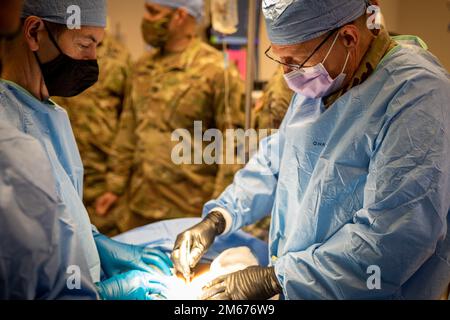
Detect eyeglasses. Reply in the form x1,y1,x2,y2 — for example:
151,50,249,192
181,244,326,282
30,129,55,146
264,29,338,71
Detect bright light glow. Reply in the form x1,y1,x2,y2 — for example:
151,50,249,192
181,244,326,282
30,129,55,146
162,247,259,300
164,269,218,300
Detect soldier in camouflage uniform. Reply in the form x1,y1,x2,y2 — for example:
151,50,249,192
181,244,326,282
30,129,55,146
53,34,131,236
96,0,244,233
242,67,293,242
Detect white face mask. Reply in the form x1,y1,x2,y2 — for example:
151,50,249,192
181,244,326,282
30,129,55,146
284,32,350,99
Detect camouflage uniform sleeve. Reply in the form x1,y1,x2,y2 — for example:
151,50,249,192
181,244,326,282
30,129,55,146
210,62,245,199
105,76,136,196
107,49,132,118
254,67,293,131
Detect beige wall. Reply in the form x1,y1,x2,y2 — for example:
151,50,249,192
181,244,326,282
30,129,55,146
258,12,278,81
379,0,401,32
393,0,450,71
108,0,146,61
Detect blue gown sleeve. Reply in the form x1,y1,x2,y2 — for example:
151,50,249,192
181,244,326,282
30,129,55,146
274,77,450,299
202,97,296,234
0,130,98,300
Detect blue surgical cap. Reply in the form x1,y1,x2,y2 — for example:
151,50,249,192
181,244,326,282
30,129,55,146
21,0,107,28
147,0,204,21
263,0,369,45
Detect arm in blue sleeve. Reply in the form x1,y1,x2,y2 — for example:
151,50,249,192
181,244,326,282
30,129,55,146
274,81,450,299
0,132,98,300
203,96,297,234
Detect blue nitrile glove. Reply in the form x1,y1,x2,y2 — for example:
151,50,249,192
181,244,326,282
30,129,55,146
93,233,173,277
96,270,170,300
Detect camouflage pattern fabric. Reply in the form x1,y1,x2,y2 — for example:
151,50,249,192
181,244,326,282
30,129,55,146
106,38,245,233
253,66,293,131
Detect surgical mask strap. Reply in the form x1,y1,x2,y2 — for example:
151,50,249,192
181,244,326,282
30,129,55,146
341,51,350,74
33,21,64,66
322,32,340,64
322,31,350,75
43,21,64,55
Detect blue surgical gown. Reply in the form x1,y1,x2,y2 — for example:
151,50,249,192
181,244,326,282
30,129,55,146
0,120,98,299
0,80,101,283
204,37,450,299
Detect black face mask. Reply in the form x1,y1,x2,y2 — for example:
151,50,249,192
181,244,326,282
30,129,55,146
34,23,99,97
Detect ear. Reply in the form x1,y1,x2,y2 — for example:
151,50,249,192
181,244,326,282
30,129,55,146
23,16,44,52
339,24,359,50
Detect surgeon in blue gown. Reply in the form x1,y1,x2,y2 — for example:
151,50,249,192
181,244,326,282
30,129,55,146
172,0,450,300
0,0,174,300
0,120,101,299
1,0,94,300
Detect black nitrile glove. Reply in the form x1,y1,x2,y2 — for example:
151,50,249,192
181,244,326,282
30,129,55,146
171,211,226,277
201,266,282,300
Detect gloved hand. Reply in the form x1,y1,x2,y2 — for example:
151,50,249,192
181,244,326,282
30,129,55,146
171,211,226,278
94,233,173,277
200,266,282,300
96,270,170,300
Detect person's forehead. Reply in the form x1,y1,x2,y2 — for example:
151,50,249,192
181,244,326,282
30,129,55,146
66,26,105,44
272,35,325,57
